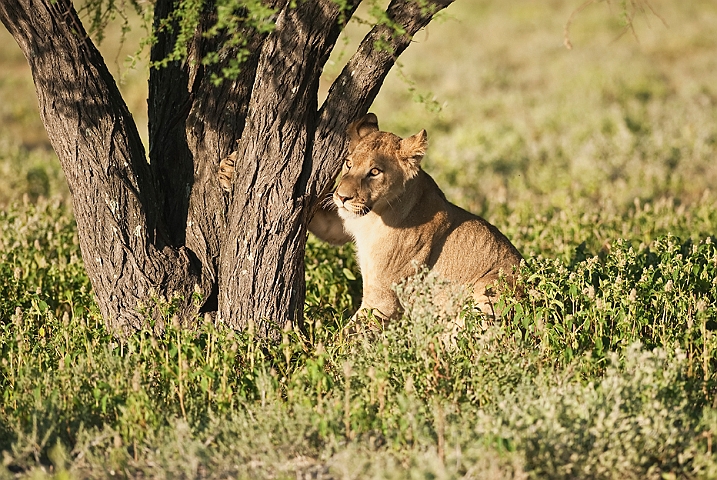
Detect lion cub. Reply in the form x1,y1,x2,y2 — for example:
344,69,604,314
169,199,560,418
325,113,523,319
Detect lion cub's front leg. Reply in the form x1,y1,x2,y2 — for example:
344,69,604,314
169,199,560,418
308,206,352,245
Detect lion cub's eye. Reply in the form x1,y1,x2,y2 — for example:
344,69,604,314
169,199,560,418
345,159,353,169
368,168,382,177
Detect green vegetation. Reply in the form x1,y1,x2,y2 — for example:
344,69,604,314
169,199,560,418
2,0,717,477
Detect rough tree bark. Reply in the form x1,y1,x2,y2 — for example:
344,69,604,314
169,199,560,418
0,0,203,332
0,0,453,337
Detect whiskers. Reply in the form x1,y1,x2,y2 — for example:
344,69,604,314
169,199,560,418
347,203,371,217
323,190,371,217
385,197,395,212
320,193,337,210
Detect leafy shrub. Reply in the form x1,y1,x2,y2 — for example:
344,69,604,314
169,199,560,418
508,235,717,365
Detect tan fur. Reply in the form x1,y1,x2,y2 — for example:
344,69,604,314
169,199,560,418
218,151,237,193
333,114,523,319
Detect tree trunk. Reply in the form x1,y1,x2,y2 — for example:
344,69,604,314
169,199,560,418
0,0,203,332
0,0,453,337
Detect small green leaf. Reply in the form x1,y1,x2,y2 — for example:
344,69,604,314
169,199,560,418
342,268,356,281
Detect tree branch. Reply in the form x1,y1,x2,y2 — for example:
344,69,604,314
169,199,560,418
148,0,195,246
217,0,362,335
310,0,455,201
180,0,292,297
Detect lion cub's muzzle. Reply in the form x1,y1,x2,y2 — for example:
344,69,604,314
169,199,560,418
333,191,371,217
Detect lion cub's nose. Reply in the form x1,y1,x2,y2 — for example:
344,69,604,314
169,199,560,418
336,193,352,204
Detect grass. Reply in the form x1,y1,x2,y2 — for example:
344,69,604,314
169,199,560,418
1,0,717,477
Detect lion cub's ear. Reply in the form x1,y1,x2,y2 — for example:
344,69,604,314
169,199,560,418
399,129,428,165
347,113,380,152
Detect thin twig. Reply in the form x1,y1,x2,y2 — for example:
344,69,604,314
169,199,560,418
564,0,595,50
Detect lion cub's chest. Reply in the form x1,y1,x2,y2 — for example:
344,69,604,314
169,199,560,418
343,208,446,283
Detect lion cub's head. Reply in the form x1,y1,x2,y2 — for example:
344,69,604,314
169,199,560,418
334,114,428,219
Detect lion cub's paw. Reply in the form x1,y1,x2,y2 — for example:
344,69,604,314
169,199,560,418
340,308,385,341
218,152,236,192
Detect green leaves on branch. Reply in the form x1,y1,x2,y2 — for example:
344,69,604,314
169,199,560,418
77,0,278,82
150,0,278,83
76,0,442,84
77,0,148,44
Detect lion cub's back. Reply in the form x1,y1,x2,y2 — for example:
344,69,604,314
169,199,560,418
430,201,522,287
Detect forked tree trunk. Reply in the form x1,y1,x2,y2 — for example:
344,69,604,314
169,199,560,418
0,0,453,337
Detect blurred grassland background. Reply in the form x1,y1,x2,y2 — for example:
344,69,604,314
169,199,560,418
2,0,717,478
2,0,717,252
